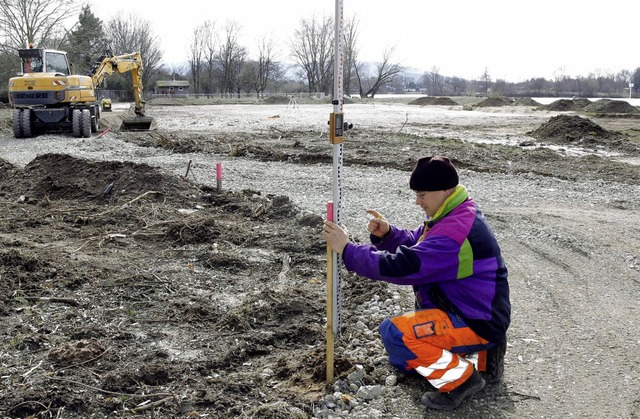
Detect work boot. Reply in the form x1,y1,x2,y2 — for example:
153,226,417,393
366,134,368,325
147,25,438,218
421,368,485,411
481,339,507,384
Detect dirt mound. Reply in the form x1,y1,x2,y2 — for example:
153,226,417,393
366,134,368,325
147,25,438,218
474,97,513,107
583,98,639,114
541,99,580,111
0,150,342,417
513,97,542,106
528,114,616,144
0,158,18,179
0,154,198,203
408,96,458,106
572,98,592,108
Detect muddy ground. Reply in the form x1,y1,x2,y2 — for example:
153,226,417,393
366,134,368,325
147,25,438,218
0,96,639,418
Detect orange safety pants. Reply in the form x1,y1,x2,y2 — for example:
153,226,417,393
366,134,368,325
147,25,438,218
379,308,492,393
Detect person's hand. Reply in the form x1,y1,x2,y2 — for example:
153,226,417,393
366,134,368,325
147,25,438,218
366,209,390,238
322,220,350,254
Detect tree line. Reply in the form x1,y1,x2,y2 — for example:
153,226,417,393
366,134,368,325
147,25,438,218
0,1,404,101
419,66,640,99
0,0,638,101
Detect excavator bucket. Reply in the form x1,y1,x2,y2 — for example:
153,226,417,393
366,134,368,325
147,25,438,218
121,116,155,131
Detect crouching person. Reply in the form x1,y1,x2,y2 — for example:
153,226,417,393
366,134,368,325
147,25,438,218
322,155,510,410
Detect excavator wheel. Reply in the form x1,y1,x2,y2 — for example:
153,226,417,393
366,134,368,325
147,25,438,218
81,109,91,138
72,109,82,137
21,109,33,138
12,109,23,138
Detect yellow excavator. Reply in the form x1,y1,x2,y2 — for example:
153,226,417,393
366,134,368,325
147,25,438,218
8,45,154,138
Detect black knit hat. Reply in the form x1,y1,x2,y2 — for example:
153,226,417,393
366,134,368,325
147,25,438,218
409,155,459,191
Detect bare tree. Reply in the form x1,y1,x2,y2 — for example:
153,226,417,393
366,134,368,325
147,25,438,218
290,14,334,94
249,37,279,96
480,67,491,94
343,16,359,96
240,60,258,93
200,20,217,94
449,76,467,95
216,20,246,95
354,46,404,98
103,12,163,92
0,0,81,52
492,78,506,96
632,68,640,96
263,60,287,93
188,23,206,94
615,69,632,96
429,66,442,96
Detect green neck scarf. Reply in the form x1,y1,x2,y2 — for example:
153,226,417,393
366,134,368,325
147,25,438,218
428,185,469,223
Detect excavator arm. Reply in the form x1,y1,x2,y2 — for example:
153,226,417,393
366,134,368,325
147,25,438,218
89,52,146,116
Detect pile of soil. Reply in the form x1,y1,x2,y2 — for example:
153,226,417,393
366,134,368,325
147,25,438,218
572,98,592,108
408,96,459,106
474,97,514,107
527,114,617,144
0,153,341,418
539,99,584,111
512,97,542,106
1,153,198,202
583,98,639,114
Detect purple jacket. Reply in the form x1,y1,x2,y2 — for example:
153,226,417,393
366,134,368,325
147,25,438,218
342,194,510,343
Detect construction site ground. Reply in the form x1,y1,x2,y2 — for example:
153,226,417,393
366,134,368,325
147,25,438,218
0,96,639,418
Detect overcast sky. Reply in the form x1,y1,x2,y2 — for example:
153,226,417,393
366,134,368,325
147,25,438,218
89,0,639,82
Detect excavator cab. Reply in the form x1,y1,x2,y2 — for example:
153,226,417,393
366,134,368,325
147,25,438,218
19,48,70,75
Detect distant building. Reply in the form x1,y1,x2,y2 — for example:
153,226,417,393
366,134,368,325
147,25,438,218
155,80,191,96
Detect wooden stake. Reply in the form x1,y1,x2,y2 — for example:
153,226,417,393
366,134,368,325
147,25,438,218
326,200,335,383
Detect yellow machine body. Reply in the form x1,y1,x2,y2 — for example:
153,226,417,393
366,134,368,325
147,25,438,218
8,47,153,138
